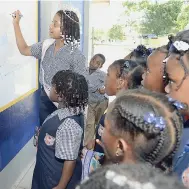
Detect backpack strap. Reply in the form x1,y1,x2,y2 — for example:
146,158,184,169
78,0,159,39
41,39,55,62
41,38,55,87
41,39,58,106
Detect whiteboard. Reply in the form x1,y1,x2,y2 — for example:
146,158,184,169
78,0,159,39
0,1,38,112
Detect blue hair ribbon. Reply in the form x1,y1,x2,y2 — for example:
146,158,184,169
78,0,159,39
144,112,166,131
168,97,187,110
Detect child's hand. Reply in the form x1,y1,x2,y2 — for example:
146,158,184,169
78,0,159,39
80,147,87,159
182,167,189,188
86,139,95,150
52,187,60,189
33,127,40,148
52,186,64,189
12,10,21,25
98,87,106,94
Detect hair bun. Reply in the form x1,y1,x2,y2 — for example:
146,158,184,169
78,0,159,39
167,34,174,50
168,34,174,42
134,45,149,57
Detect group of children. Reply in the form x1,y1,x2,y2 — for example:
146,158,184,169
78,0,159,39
12,7,189,189
82,30,189,188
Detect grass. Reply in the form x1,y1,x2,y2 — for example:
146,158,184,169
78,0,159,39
142,36,168,48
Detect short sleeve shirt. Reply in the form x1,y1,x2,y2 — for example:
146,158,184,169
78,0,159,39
31,41,88,86
88,69,107,103
44,108,83,160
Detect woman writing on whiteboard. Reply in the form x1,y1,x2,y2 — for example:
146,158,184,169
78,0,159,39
12,10,87,126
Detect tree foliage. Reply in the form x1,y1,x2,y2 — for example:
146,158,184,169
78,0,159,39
108,25,125,41
123,0,183,36
93,29,105,41
176,5,189,31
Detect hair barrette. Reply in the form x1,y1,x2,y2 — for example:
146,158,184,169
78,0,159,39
134,45,149,57
168,97,187,110
147,48,153,54
173,41,189,52
124,61,130,68
144,112,166,131
134,46,142,53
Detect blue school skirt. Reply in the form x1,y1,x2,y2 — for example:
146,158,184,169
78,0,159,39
32,158,82,189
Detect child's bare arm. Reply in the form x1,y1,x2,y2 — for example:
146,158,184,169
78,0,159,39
86,139,96,150
53,160,76,189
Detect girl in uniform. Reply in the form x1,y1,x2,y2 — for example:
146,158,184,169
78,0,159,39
32,70,88,189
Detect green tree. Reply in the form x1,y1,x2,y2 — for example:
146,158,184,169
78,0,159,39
108,25,125,41
93,29,105,41
123,0,150,14
176,5,189,31
123,0,183,36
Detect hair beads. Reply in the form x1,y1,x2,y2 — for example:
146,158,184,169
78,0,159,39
57,10,80,52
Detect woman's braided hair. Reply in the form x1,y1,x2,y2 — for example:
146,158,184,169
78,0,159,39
52,70,88,112
77,163,185,189
106,88,183,172
56,10,80,48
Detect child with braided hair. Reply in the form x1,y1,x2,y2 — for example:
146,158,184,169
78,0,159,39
141,35,174,93
82,59,143,179
32,70,88,189
77,163,186,189
163,30,189,185
101,89,183,173
105,59,142,96
124,44,153,69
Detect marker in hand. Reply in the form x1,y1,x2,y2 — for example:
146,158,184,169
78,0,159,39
10,13,23,18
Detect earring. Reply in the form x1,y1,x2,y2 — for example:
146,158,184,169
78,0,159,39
116,149,120,157
116,148,124,157
115,151,120,165
116,86,121,91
